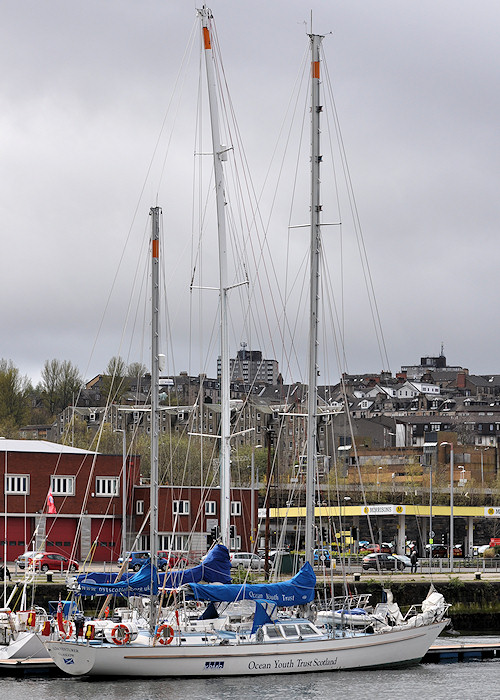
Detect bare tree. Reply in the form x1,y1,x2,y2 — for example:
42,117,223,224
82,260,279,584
40,359,82,416
128,362,148,379
101,356,128,404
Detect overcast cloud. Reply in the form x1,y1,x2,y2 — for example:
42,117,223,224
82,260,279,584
1,1,500,387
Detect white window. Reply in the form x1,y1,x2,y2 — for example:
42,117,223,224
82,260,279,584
230,535,241,550
173,500,190,515
159,533,189,551
136,500,144,515
50,476,75,496
230,501,241,516
205,501,216,515
95,477,119,496
5,474,29,495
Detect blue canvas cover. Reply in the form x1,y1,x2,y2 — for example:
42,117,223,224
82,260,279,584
78,561,158,597
251,600,274,634
76,544,231,597
185,562,316,607
161,544,232,588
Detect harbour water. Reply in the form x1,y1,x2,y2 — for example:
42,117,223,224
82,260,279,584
0,638,498,700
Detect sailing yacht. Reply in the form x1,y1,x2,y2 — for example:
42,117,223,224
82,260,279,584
45,7,449,677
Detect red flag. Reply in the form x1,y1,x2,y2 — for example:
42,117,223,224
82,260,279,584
57,597,64,633
47,489,56,514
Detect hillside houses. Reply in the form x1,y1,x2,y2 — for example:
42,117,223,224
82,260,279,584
16,350,500,494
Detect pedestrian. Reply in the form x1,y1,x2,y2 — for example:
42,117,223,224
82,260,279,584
410,548,418,573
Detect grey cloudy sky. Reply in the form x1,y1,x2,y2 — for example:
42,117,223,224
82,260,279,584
1,1,500,387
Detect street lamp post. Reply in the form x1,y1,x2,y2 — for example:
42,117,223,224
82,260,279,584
440,441,454,572
429,455,434,560
250,445,262,549
343,496,351,553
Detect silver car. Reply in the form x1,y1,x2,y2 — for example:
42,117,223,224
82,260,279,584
230,552,264,570
15,550,37,570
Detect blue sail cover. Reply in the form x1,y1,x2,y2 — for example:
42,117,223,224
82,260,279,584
185,562,316,607
76,544,231,597
78,562,158,597
161,543,232,588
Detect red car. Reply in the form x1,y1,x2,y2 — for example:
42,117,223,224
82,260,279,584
29,552,79,572
157,551,189,570
363,543,393,554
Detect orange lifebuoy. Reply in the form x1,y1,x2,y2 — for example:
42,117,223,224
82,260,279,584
110,623,130,646
156,624,174,645
58,620,74,640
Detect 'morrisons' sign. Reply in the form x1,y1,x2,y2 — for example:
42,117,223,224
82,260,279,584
484,507,500,518
362,505,406,516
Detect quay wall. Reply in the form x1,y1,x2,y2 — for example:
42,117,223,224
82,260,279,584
325,580,500,632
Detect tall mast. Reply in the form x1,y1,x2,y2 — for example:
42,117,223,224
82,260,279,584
305,34,323,565
149,205,160,631
199,6,231,548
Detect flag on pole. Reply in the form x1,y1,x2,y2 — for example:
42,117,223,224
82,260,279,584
47,489,56,514
57,596,64,634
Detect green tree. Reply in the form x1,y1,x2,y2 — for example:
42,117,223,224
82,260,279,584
0,416,22,438
133,431,219,486
60,417,125,454
0,359,31,428
60,414,89,449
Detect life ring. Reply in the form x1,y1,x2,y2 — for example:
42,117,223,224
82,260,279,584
156,624,174,645
58,620,74,640
110,623,131,646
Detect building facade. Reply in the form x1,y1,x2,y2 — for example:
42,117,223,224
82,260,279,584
0,440,256,563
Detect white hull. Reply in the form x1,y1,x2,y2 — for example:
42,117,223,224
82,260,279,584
46,620,447,677
0,631,48,660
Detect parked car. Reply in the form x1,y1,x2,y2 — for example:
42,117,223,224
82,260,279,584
15,550,37,569
257,548,290,564
393,554,411,568
362,542,393,554
119,551,189,572
29,552,79,572
313,548,332,563
230,552,264,569
362,553,405,571
157,551,189,570
425,544,463,558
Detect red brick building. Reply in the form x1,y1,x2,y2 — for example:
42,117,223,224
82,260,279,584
132,485,256,560
0,439,138,562
0,439,255,563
